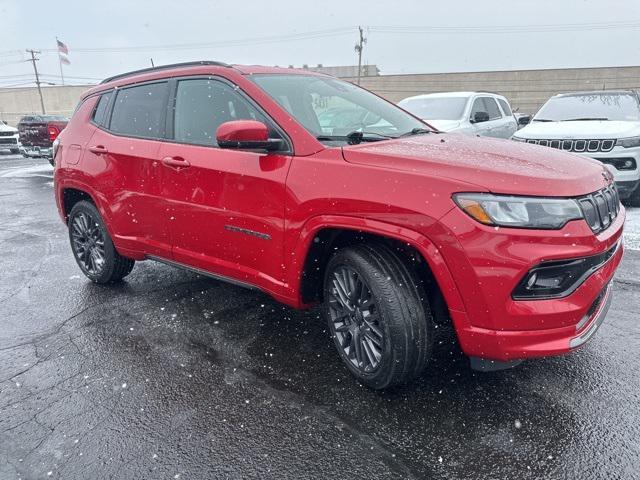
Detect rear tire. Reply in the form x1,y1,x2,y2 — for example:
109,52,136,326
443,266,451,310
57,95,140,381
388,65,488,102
323,243,433,389
68,200,135,283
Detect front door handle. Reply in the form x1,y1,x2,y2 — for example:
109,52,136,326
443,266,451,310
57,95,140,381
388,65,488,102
89,145,108,155
161,156,191,169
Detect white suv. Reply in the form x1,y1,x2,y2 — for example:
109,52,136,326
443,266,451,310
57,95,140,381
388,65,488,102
513,90,640,206
0,121,20,154
397,92,518,139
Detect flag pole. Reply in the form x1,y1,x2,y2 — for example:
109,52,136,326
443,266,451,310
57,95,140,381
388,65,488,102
56,37,65,85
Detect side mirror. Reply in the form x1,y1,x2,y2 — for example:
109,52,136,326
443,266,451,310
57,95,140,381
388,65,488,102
517,115,531,126
471,111,490,124
216,120,283,152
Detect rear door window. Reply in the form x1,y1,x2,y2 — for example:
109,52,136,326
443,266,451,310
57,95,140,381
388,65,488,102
109,82,168,138
497,98,512,116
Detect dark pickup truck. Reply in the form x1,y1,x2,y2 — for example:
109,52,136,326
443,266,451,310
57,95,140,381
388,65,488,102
18,115,68,165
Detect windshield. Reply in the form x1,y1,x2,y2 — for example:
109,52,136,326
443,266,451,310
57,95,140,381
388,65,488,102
250,74,427,144
534,93,640,122
398,96,468,120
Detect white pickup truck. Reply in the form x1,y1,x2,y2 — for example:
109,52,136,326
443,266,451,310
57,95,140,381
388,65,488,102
0,121,20,154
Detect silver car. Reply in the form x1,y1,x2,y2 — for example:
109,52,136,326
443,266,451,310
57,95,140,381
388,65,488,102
398,92,518,139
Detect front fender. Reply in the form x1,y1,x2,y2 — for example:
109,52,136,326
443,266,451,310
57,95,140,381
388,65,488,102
284,214,466,314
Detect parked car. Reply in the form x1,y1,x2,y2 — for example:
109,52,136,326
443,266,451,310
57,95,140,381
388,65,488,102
0,120,21,155
397,92,518,138
18,114,69,164
513,90,640,206
54,62,623,389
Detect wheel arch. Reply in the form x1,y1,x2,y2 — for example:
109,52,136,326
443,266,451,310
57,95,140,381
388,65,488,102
290,216,466,321
61,187,96,222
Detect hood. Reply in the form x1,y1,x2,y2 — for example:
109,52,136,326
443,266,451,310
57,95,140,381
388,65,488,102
516,120,640,139
0,123,17,133
423,119,462,132
341,133,610,197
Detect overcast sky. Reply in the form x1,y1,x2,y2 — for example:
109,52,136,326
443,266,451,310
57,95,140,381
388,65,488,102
1,0,639,86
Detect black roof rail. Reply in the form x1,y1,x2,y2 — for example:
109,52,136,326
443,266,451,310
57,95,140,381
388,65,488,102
100,60,231,84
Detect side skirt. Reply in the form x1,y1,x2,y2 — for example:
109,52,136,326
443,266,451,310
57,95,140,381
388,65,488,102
147,254,261,292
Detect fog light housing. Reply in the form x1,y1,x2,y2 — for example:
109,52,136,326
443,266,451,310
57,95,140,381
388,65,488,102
512,242,619,300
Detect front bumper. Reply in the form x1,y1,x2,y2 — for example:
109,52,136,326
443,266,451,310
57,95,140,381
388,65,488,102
438,202,625,362
0,136,20,151
579,147,640,199
21,146,53,158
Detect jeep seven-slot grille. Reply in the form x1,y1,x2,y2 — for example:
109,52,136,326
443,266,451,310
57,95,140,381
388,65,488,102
577,185,620,233
526,138,616,153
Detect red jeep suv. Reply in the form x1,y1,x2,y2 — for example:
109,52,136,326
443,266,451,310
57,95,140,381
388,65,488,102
53,61,624,389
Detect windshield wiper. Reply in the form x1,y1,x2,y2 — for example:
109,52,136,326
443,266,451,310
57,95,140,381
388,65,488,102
316,131,395,145
399,127,432,137
561,117,609,121
532,118,554,122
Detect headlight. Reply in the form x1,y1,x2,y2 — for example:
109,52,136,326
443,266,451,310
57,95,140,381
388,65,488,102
616,136,640,148
511,136,526,142
453,193,583,229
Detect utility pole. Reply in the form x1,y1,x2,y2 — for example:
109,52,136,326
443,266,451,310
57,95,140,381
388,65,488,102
354,26,366,85
26,49,46,114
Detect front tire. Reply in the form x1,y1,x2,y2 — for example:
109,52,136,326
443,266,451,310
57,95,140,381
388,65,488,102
323,244,433,389
68,200,135,283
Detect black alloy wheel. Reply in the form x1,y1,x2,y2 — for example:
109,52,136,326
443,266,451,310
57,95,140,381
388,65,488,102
324,244,433,389
68,200,135,283
70,210,107,276
327,265,384,373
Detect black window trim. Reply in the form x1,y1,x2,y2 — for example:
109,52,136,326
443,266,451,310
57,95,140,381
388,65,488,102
165,74,293,155
84,75,293,154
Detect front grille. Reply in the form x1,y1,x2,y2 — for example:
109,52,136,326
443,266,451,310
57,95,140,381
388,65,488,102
577,185,620,233
0,137,17,145
526,138,616,153
0,131,15,137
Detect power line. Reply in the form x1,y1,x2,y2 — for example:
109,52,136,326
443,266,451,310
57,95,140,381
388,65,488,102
37,27,356,54
369,20,640,35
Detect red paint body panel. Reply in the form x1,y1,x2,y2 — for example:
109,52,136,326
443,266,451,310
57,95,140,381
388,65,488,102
55,63,625,363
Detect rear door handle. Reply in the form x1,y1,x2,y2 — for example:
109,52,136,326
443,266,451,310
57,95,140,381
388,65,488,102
161,156,191,169
89,145,108,155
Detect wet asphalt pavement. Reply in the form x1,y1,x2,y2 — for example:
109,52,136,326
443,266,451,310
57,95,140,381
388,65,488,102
1,154,639,480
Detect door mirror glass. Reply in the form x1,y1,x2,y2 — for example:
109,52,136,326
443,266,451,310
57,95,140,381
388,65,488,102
216,120,283,151
472,111,490,123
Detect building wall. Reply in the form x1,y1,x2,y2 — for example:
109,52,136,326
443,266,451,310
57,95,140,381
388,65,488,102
0,85,90,126
344,66,640,114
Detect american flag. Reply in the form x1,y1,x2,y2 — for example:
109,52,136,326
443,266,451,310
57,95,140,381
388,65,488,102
57,39,70,65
